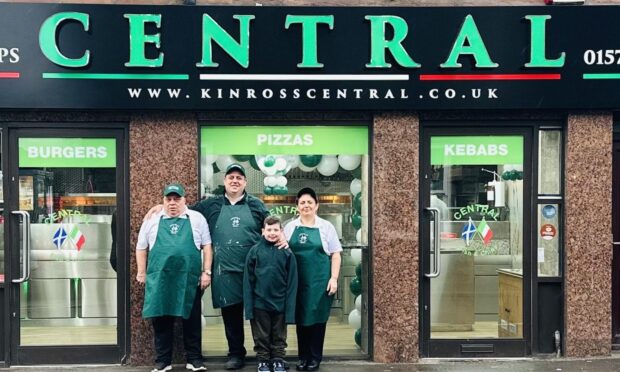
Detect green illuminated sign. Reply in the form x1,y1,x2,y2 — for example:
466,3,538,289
19,138,116,168
431,136,523,165
201,126,368,155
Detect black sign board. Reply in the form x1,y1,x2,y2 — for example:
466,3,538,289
0,4,619,110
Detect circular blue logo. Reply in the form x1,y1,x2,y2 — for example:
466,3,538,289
542,205,556,219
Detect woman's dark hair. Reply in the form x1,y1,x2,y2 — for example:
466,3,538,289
296,187,318,204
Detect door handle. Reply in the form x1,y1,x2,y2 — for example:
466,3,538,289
614,242,620,245
425,207,441,278
12,211,31,283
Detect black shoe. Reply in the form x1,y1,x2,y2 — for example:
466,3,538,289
152,362,172,372
272,359,286,372
186,359,207,371
295,360,307,371
305,360,320,371
257,361,271,372
225,356,246,370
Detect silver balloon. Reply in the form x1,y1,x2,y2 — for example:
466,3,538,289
338,155,362,171
350,179,362,196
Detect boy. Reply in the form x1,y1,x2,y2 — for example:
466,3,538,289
244,216,298,372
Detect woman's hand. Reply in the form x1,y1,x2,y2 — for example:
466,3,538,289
136,272,146,284
275,232,289,250
144,204,164,221
200,272,211,290
326,277,338,296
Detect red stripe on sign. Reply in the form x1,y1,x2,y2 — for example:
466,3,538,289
0,72,20,79
419,74,561,81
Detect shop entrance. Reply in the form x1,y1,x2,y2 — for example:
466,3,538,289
420,127,531,357
3,127,127,364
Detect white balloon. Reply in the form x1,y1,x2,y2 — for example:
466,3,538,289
204,154,218,165
350,179,362,196
348,309,361,329
350,248,362,265
338,155,362,171
356,229,362,244
355,295,362,312
215,173,225,187
287,155,300,169
275,176,288,187
215,155,235,172
298,162,317,172
263,166,277,176
202,164,215,190
264,176,278,188
275,157,288,171
317,155,339,176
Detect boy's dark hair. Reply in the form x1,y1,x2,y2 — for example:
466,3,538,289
263,215,282,228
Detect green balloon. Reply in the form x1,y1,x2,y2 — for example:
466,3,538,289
264,186,273,195
354,328,362,347
355,263,362,278
353,193,362,213
212,163,220,174
350,277,362,296
273,186,286,195
249,157,260,171
233,155,252,162
516,171,523,180
509,170,519,180
351,166,362,179
263,155,276,167
501,171,512,181
351,213,362,230
300,155,322,167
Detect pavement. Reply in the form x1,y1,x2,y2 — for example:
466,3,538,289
2,356,620,372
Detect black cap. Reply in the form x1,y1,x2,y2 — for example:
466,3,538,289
225,163,246,177
296,187,318,203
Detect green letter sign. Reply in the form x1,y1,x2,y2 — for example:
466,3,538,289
197,14,255,68
365,16,420,68
19,138,116,168
441,15,498,68
525,15,565,68
124,14,164,68
39,12,90,68
285,15,334,68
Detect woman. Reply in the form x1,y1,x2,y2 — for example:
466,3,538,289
284,187,342,371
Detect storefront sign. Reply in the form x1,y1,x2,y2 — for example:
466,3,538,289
431,136,523,165
453,204,500,221
540,223,557,240
19,138,116,167
201,126,368,154
1,4,620,110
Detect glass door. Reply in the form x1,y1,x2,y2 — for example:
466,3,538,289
6,128,126,364
420,128,530,357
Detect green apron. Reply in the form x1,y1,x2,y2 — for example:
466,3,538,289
289,225,333,326
142,216,201,319
211,203,259,308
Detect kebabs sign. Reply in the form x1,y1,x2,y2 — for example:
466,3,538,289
1,4,620,110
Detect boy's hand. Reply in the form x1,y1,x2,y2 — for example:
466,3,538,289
275,232,289,249
136,272,146,284
144,204,164,221
326,277,338,295
200,272,211,289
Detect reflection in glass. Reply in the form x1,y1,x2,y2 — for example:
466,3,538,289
538,130,562,195
19,161,117,346
430,136,523,340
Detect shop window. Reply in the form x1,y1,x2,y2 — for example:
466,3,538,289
538,130,562,195
200,125,369,357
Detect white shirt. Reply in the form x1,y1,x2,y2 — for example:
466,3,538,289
283,216,342,255
136,208,211,251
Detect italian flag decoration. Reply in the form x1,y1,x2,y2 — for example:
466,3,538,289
477,217,493,245
68,225,86,251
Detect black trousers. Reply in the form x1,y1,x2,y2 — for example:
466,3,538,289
221,302,247,357
250,308,287,362
296,323,327,363
152,287,204,364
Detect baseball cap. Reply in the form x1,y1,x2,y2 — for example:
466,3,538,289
225,163,246,177
163,183,185,197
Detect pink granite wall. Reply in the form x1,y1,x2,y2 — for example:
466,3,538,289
129,113,198,365
564,113,613,357
372,113,420,362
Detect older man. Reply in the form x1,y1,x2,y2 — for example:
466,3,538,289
145,164,278,370
137,183,212,372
